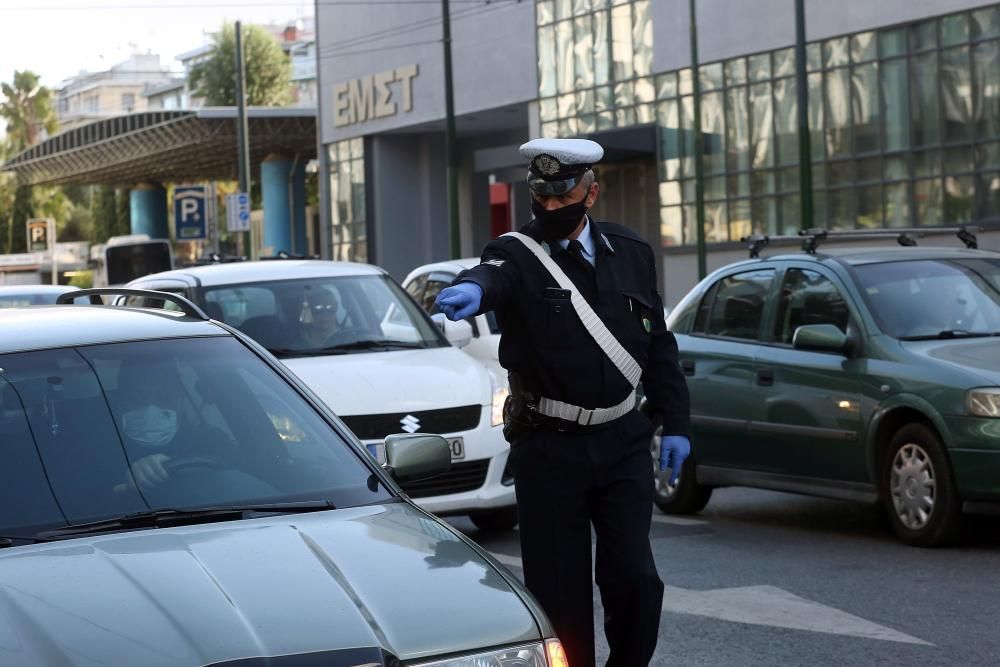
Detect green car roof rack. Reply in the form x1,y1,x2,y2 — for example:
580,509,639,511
740,225,980,259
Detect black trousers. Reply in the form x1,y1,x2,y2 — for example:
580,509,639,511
509,410,664,667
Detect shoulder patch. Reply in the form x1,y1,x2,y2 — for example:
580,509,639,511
482,258,505,268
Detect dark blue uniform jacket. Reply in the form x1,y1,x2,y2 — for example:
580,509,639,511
455,218,690,438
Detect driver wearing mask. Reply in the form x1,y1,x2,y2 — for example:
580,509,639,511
299,287,342,348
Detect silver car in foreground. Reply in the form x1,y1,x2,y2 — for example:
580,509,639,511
0,289,564,667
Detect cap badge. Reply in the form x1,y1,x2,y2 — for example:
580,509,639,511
533,153,561,176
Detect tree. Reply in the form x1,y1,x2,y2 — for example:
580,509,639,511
91,185,116,244
9,185,31,253
188,23,291,107
114,187,132,236
0,70,58,153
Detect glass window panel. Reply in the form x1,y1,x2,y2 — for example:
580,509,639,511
729,199,752,241
633,0,653,77
857,157,881,182
811,189,828,228
884,156,908,181
879,29,907,58
824,37,849,68
351,162,365,222
637,103,655,123
635,76,655,103
942,46,973,144
944,174,975,222
616,106,637,127
779,194,800,234
728,173,750,197
554,0,572,21
700,63,723,91
597,110,615,130
978,142,1000,171
705,176,726,200
942,13,970,47
578,113,597,133
751,169,775,194
975,172,1000,219
884,182,911,228
973,41,1000,139
572,0,590,13
751,197,778,235
594,10,611,86
910,19,937,52
748,53,771,82
681,178,697,203
611,3,634,80
726,57,747,86
856,185,883,228
657,72,677,100
912,52,941,147
595,85,613,111
972,8,1000,40
828,160,854,186
679,68,693,96
852,62,880,155
350,138,363,159
540,97,558,121
726,86,750,171
812,163,826,190
945,145,975,174
683,204,697,246
537,0,554,25
774,78,798,165
659,181,681,206
806,43,822,72
750,83,774,168
558,91,575,117
851,32,877,63
825,68,852,158
574,14,595,89
773,48,795,77
660,206,682,247
614,80,634,107
808,73,825,160
778,166,799,193
914,178,943,226
680,95,695,176
914,150,942,178
576,89,595,115
827,188,856,230
541,121,559,138
702,91,725,174
537,26,557,97
560,117,579,135
556,20,575,94
658,100,682,179
881,58,909,151
705,201,728,242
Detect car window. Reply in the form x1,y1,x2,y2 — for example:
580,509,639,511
204,286,276,324
773,268,851,344
0,336,391,538
404,274,427,302
422,272,456,314
698,269,774,340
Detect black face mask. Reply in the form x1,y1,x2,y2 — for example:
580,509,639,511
530,198,588,242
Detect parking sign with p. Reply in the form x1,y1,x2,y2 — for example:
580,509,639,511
174,186,207,240
27,218,50,252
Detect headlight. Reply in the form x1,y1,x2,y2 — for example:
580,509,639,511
410,640,565,667
967,388,1000,417
491,373,510,428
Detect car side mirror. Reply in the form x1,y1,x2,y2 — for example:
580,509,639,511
792,323,848,354
383,433,451,483
430,313,473,348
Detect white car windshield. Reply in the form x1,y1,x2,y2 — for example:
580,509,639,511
202,275,447,357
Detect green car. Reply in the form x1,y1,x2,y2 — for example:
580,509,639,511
654,243,1000,547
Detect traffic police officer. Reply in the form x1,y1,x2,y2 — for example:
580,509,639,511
436,138,691,667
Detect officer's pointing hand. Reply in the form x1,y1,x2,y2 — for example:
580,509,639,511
659,435,691,485
435,282,483,321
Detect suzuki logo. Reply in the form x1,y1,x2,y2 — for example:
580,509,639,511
400,414,421,433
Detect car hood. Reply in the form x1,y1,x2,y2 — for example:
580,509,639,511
0,503,538,667
282,347,491,415
904,337,1000,384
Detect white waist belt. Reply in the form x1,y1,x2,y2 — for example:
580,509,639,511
536,391,636,426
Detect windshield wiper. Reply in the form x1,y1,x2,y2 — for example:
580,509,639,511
899,330,998,341
0,535,56,548
38,500,336,539
319,339,426,352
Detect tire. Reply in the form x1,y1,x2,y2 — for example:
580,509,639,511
650,423,712,515
881,423,963,547
470,506,519,531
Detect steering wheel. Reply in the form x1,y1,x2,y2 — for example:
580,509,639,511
162,456,231,475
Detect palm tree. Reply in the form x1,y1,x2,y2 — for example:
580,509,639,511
1,70,59,153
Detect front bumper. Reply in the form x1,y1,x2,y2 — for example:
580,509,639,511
943,415,1000,500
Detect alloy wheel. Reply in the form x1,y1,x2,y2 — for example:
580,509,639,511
890,442,937,530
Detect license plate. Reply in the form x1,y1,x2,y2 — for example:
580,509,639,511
448,436,465,460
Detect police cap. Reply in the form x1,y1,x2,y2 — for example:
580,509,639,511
520,138,604,196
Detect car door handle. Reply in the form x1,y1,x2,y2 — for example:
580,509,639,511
756,368,774,386
680,359,696,376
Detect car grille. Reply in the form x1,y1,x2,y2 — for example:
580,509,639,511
340,405,481,440
401,459,491,499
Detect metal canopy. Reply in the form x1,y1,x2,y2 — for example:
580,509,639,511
1,108,317,186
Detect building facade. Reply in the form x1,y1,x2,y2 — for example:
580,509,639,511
316,0,1000,304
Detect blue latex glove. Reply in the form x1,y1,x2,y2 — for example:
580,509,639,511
435,282,483,321
659,435,691,485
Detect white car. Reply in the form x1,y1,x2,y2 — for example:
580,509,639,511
125,260,517,530
0,284,84,307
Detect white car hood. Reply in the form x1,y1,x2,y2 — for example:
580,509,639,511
282,346,491,416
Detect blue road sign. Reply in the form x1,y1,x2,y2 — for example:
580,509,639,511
174,186,207,240
226,192,252,232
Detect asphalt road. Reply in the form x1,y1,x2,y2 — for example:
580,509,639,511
445,488,1000,666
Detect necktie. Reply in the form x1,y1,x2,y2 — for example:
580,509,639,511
567,239,594,273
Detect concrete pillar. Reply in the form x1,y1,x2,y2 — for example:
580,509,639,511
130,182,168,239
261,154,308,256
